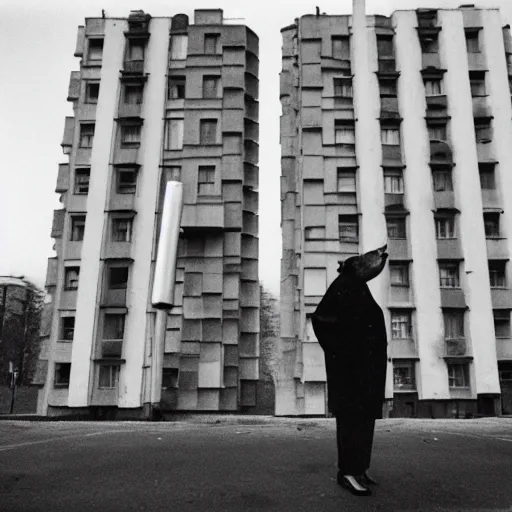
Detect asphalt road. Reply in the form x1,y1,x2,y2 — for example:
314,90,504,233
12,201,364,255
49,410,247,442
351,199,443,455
1,418,511,512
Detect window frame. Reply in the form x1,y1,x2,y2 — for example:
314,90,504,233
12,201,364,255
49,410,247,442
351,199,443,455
338,215,359,243
383,169,404,194
443,309,465,340
432,169,453,192
494,310,511,338
424,78,443,96
204,33,221,55
465,29,480,53
167,76,186,100
333,77,353,98
489,260,507,289
70,215,86,242
439,261,460,288
435,214,456,239
393,360,416,391
60,316,75,342
197,165,216,195
102,313,126,342
202,75,221,99
389,262,409,286
112,217,134,243
54,362,71,388
386,216,407,239
64,267,80,291
334,121,355,145
98,364,119,389
79,123,95,148
447,362,470,388
74,168,90,195
85,81,100,103
390,310,413,339
381,126,401,146
123,83,144,105
199,119,219,145
484,212,501,239
427,122,448,142
119,123,142,148
87,38,104,62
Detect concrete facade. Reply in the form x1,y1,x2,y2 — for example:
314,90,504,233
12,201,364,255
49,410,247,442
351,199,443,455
36,9,260,417
279,6,512,418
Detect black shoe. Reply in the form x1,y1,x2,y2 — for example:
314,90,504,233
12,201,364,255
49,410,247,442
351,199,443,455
337,474,372,496
361,471,379,485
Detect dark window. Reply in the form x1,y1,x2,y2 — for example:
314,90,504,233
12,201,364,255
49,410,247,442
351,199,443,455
98,365,119,388
338,215,359,242
475,120,492,142
469,71,486,96
79,124,95,148
54,363,71,387
87,39,104,61
120,124,141,147
484,212,500,238
198,166,216,195
117,168,137,194
127,40,144,61
61,317,75,341
465,30,480,53
74,169,90,195
494,310,511,338
479,164,495,189
85,82,100,103
393,360,416,391
204,34,220,54
333,77,353,97
439,262,460,288
427,123,447,141
112,218,133,242
64,267,80,291
432,170,453,192
102,314,125,340
420,35,438,53
377,36,394,58
199,119,218,144
489,261,507,288
444,310,465,339
447,362,470,388
162,368,179,389
108,267,129,289
379,78,397,97
124,84,144,104
70,215,86,241
386,217,406,239
168,76,185,99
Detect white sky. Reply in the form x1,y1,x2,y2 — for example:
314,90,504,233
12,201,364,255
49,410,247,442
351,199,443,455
0,0,510,298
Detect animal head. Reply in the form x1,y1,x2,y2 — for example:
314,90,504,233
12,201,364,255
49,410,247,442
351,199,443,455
337,244,388,282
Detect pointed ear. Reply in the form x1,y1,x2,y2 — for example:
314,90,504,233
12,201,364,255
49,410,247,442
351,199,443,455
337,260,344,273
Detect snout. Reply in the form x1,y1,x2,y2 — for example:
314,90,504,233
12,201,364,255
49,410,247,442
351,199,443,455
378,244,388,260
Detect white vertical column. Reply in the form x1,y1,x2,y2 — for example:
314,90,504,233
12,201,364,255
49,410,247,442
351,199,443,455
68,21,126,407
394,12,447,399
439,10,500,395
118,18,171,408
351,1,387,294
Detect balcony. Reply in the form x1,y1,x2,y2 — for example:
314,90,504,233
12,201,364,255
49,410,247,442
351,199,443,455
472,96,492,118
122,59,144,75
380,97,400,120
444,338,470,357
384,193,404,208
491,288,512,309
102,288,127,307
486,237,509,259
55,164,69,193
422,53,441,70
430,140,453,165
381,144,402,165
45,258,58,288
433,190,456,210
378,59,397,74
440,288,466,308
101,339,123,358
387,238,410,260
61,117,75,154
437,238,462,260
51,210,65,238
67,71,80,102
390,339,418,359
467,52,487,72
425,94,448,111
103,242,133,260
181,204,224,231
476,142,495,162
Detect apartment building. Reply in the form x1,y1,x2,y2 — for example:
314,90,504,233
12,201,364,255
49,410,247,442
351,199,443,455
279,5,512,418
34,9,260,417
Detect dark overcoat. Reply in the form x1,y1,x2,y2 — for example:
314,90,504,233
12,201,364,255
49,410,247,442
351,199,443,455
311,269,387,419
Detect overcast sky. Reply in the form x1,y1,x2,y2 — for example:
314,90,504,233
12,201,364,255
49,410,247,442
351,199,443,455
0,0,510,298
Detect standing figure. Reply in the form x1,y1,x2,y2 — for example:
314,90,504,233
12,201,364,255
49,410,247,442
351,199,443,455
311,244,388,496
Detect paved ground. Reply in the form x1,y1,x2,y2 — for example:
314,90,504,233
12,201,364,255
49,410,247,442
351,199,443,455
1,417,511,512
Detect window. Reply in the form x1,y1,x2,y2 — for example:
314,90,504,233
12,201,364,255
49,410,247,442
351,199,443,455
87,38,104,61
383,170,404,194
127,40,144,61
335,121,355,144
170,35,188,60
337,168,356,193
165,119,184,150
447,363,470,388
393,361,416,391
85,82,100,103
479,164,495,189
432,170,452,192
204,34,221,54
162,368,179,389
484,212,500,238
74,169,90,195
494,310,511,338
444,310,465,339
108,266,129,289
424,79,443,96
120,124,141,147
381,127,400,145
98,365,119,389
168,76,185,99
475,120,492,142
199,119,218,144
439,262,460,288
124,83,144,105
338,215,359,242
333,77,353,97
386,217,406,239
377,36,394,58
420,35,438,53
197,166,215,195
509,77,512,95
112,218,133,242
379,78,397,97
305,227,325,240
469,71,486,96
102,314,125,341
489,261,507,288
54,363,71,387
391,311,412,339
465,30,480,53
390,263,409,286
70,215,86,241
435,215,456,239
60,317,75,341
79,124,95,148
427,123,447,141
332,37,350,60
116,168,137,194
64,267,80,291
202,76,221,98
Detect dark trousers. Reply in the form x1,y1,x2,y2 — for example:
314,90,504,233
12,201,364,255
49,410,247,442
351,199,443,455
335,415,376,475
